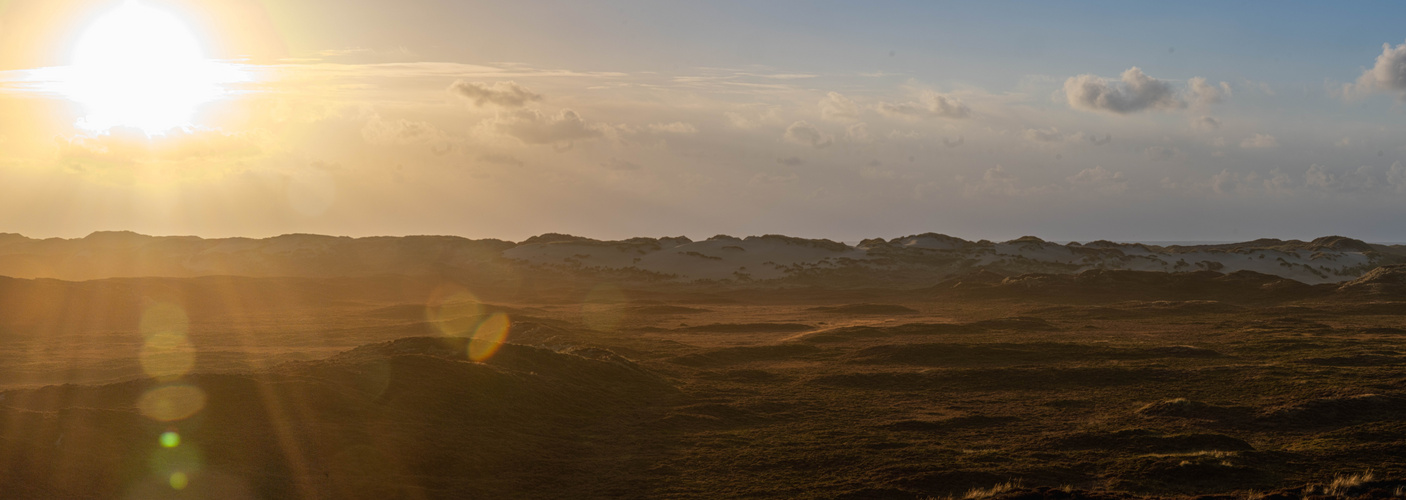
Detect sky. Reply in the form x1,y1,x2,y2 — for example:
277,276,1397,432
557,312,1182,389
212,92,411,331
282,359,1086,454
1,0,1406,242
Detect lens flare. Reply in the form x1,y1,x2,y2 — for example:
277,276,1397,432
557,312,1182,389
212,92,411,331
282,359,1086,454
140,302,190,338
141,332,196,380
168,472,189,490
425,285,483,337
140,303,195,380
138,384,207,422
468,312,510,362
160,431,181,448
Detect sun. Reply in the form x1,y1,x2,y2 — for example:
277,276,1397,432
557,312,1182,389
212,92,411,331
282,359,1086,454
62,1,245,135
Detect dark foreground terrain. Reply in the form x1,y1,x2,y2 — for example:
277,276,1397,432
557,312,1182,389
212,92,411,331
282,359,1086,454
2,267,1406,498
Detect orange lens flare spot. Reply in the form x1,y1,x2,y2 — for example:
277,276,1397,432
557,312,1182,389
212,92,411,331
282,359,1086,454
468,313,510,362
138,385,207,422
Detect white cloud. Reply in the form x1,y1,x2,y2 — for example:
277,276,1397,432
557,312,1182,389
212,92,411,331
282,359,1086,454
943,136,965,148
819,92,861,121
1188,77,1232,106
784,121,833,148
877,91,971,119
1064,67,1184,114
448,80,543,108
1240,133,1278,149
1348,40,1406,99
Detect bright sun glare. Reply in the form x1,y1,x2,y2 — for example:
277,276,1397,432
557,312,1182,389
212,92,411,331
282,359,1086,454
63,1,245,134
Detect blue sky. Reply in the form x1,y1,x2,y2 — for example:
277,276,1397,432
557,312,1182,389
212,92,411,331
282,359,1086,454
0,0,1405,242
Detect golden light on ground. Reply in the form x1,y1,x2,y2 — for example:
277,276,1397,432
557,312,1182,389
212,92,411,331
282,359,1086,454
59,1,247,134
581,283,628,333
139,303,195,380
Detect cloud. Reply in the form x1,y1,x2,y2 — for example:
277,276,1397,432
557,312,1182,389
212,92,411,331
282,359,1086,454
361,114,452,153
1209,169,1244,195
877,91,971,119
777,156,805,166
1064,67,1184,114
601,158,642,171
1240,133,1278,149
487,108,603,145
748,172,799,187
1023,127,1066,143
845,122,872,143
1022,128,1111,145
1348,40,1406,99
1188,77,1232,106
1192,116,1222,132
1144,146,1184,162
724,107,781,129
784,121,833,148
962,164,1056,197
56,126,263,172
448,80,543,108
1080,133,1113,145
943,136,965,148
478,153,524,167
1067,166,1127,193
1177,163,1406,197
648,122,698,134
819,91,861,121
1392,161,1406,192
1303,163,1406,194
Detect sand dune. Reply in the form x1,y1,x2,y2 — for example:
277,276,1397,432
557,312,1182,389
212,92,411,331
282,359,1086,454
2,257,1406,497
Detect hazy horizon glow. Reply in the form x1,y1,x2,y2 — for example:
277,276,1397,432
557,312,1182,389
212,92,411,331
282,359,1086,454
1,0,1405,242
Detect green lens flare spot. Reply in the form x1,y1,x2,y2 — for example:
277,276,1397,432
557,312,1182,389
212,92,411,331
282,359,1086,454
160,431,180,448
169,471,189,490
